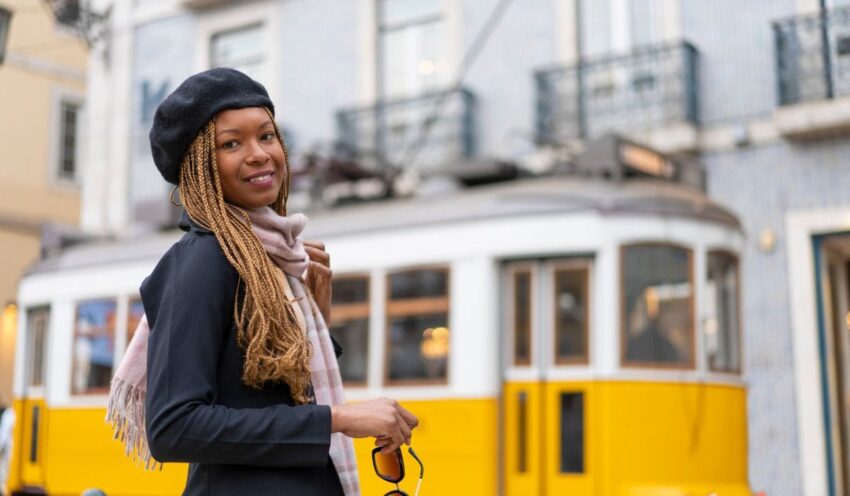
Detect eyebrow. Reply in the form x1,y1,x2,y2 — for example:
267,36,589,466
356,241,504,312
216,119,274,138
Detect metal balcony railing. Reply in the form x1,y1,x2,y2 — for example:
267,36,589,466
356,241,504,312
535,41,699,144
774,5,850,105
335,88,476,171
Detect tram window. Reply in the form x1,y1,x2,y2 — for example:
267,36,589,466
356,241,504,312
554,267,589,364
560,392,584,473
71,299,117,395
706,251,741,373
127,298,144,343
513,270,532,366
25,307,50,388
386,268,449,384
390,269,448,299
330,276,370,385
621,244,694,368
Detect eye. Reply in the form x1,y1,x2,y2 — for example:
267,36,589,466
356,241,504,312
221,140,239,150
261,132,276,142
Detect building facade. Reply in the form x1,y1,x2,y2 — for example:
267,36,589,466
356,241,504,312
0,0,87,406
69,0,850,495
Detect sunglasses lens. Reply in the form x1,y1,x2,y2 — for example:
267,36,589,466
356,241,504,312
374,449,402,482
384,492,406,496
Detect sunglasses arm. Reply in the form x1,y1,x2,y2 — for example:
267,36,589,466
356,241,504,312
407,447,424,496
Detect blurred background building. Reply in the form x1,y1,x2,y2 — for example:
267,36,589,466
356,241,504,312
0,0,87,406
4,0,850,495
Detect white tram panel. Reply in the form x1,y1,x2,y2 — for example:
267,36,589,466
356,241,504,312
14,173,745,408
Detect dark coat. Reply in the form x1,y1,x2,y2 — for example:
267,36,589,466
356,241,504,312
141,213,345,496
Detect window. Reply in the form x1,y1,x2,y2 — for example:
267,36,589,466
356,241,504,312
25,307,50,389
706,251,741,373
560,392,585,473
379,0,447,99
58,100,80,182
72,299,116,394
579,0,665,57
330,276,370,385
128,298,145,344
512,269,532,366
621,244,694,368
553,264,590,364
517,390,528,473
386,267,449,383
210,23,266,84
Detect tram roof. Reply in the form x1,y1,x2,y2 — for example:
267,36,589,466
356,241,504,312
26,175,741,276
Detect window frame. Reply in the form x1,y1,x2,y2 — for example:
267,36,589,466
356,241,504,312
208,22,266,74
24,306,51,392
50,89,84,187
383,264,450,387
195,2,278,99
705,248,743,375
619,242,696,371
377,0,448,100
70,297,118,396
552,259,592,366
330,273,371,388
507,262,535,368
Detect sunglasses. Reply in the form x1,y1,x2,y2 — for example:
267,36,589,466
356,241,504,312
372,446,424,496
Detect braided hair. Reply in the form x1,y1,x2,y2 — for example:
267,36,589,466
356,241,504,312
176,108,313,404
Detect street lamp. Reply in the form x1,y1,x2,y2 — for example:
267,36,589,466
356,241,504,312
0,5,12,65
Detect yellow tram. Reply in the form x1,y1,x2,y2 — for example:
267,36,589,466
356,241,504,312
6,137,752,495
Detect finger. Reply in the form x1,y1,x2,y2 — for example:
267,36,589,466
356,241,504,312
382,428,404,455
305,247,330,265
374,437,391,447
395,404,419,429
396,412,412,445
308,263,332,281
303,240,326,251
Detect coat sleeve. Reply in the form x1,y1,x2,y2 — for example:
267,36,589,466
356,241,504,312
142,235,333,468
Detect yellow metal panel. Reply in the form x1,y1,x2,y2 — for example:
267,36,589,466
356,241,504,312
355,397,498,496
503,380,751,496
544,383,596,495
10,398,497,495
598,381,749,494
39,407,185,495
16,398,47,488
503,382,544,496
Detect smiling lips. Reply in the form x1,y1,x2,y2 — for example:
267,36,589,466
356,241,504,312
245,170,275,186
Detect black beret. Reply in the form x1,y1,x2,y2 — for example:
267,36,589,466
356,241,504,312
149,67,275,184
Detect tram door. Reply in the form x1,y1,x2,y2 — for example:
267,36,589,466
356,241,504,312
502,259,595,496
16,306,50,488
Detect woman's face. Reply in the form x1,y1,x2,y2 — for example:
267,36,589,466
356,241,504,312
213,107,286,209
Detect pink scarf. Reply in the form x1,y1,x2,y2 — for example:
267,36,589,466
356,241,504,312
106,208,360,495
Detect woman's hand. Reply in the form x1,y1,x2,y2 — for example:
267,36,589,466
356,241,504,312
304,240,332,323
330,398,419,454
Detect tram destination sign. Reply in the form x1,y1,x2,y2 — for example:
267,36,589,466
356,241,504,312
572,134,704,189
618,142,677,180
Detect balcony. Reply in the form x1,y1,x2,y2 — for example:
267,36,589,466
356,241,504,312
535,41,699,153
335,88,476,172
774,6,850,139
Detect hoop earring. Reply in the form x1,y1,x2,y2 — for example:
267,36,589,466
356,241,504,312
169,186,183,207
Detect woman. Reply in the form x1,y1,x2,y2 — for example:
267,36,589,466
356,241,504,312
137,68,417,495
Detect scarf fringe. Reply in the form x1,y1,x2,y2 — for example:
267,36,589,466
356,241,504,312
105,377,162,471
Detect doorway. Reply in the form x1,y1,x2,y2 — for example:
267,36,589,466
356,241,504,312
501,258,594,496
816,233,850,496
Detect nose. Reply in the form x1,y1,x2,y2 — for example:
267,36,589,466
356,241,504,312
244,138,271,165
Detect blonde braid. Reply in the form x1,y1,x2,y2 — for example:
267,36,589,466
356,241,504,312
177,112,312,404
